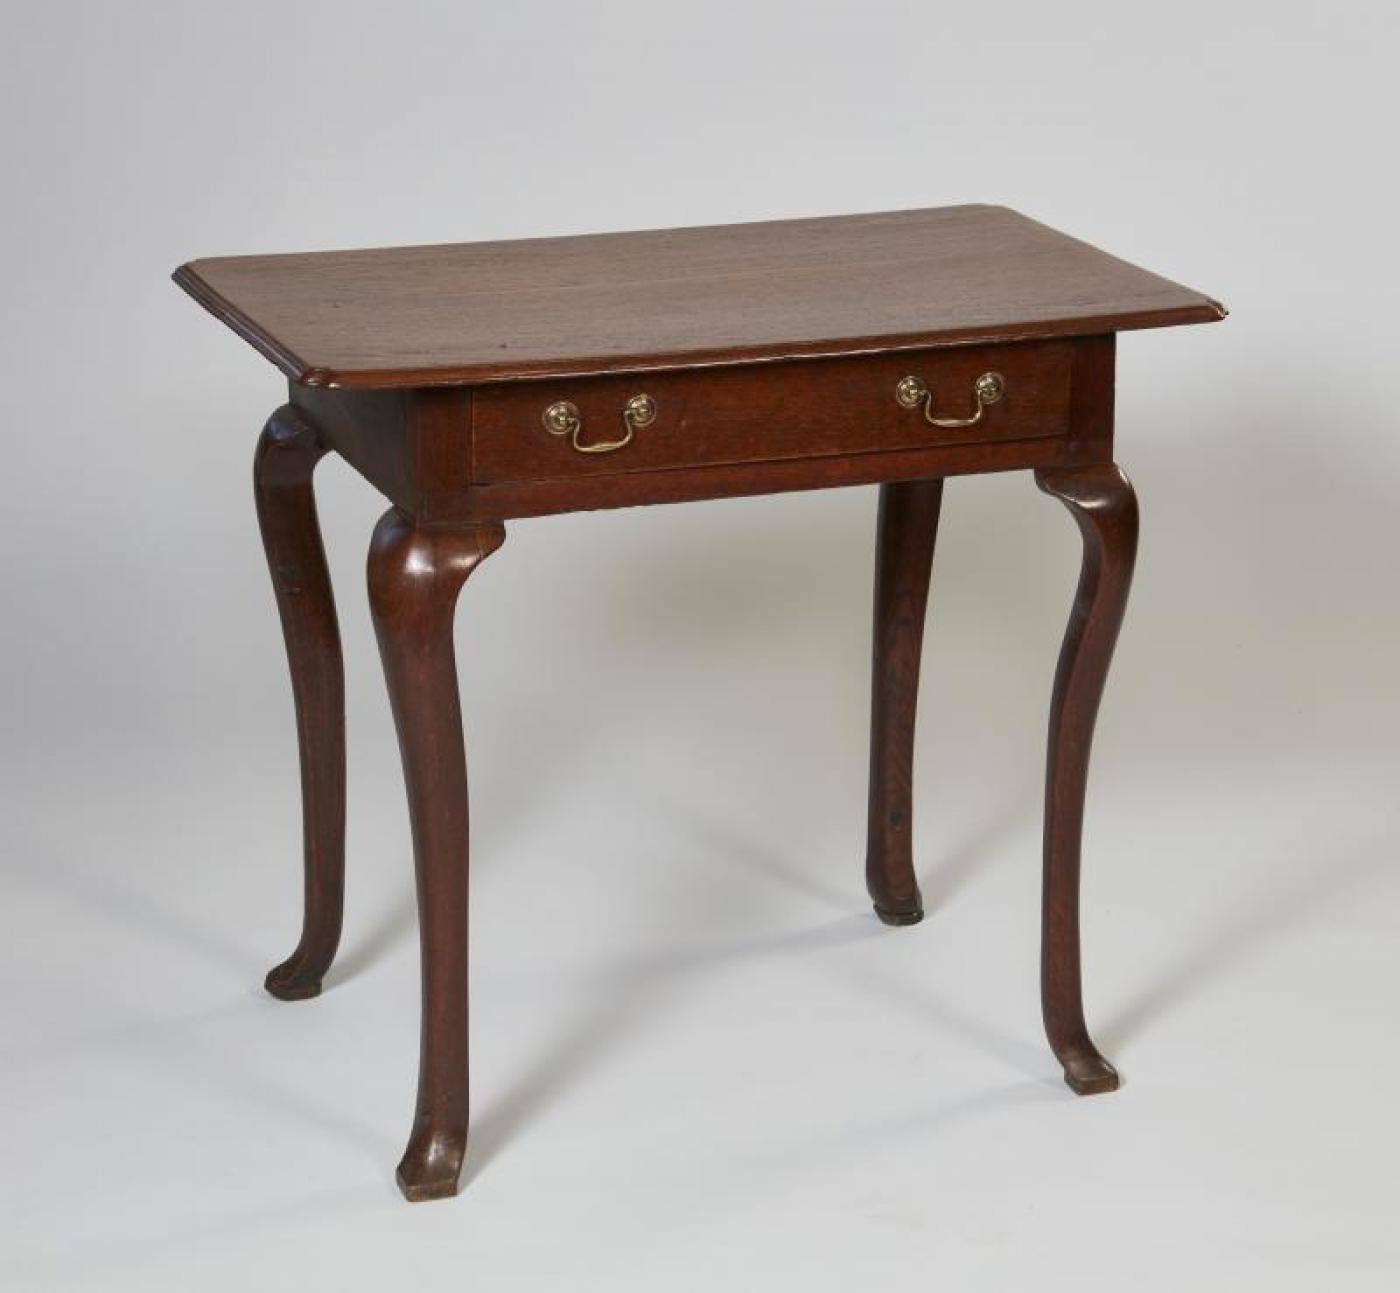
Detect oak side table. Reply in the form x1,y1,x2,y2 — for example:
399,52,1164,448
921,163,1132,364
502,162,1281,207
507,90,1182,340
174,205,1225,1200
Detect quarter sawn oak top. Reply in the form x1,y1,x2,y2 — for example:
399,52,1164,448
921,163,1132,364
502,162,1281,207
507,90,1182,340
173,205,1224,389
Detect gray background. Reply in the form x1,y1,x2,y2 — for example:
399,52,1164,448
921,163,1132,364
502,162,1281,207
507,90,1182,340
3,1,1398,1287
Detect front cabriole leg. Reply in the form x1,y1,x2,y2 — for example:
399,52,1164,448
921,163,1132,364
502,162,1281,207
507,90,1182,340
1034,464,1138,1095
367,509,505,1201
254,406,346,1001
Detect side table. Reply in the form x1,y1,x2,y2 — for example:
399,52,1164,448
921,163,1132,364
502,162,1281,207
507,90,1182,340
174,205,1225,1199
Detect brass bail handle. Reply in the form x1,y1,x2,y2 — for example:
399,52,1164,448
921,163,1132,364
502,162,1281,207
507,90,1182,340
542,393,657,454
895,371,1005,429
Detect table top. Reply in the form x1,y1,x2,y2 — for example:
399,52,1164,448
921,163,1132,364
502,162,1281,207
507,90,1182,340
174,205,1224,390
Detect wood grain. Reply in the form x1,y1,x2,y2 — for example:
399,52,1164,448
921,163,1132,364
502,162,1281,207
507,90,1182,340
865,479,944,925
472,340,1072,484
173,205,1224,388
1035,463,1139,1096
367,509,505,1201
253,406,345,1002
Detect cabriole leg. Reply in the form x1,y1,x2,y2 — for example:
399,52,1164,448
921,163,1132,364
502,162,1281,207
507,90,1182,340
367,509,505,1201
1035,464,1139,1095
865,479,944,925
254,406,345,1002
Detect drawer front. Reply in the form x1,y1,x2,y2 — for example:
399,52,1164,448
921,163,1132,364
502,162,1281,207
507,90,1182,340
471,340,1073,484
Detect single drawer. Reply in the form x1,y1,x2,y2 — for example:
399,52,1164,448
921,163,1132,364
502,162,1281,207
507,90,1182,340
471,340,1074,484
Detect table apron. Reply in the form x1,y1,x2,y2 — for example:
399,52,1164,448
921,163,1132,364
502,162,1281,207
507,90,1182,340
290,334,1116,525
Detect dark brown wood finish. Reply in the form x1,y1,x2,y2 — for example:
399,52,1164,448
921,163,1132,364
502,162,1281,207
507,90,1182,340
287,387,416,512
288,335,1116,528
175,205,1223,1201
1034,464,1140,1095
367,510,505,1201
472,341,1073,483
253,406,345,1001
174,205,1224,388
866,479,944,924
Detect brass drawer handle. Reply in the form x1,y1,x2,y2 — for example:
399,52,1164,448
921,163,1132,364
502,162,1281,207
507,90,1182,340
895,371,1005,429
542,393,657,454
